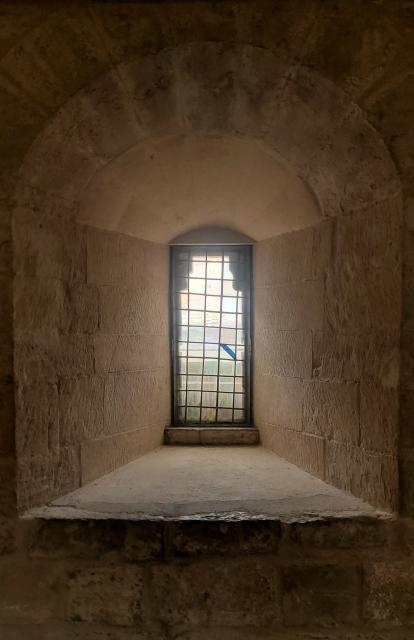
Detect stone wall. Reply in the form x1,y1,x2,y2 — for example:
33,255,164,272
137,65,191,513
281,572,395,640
13,191,170,510
1,515,414,638
254,200,401,511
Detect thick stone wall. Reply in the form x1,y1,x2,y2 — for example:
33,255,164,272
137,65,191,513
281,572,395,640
13,193,170,510
0,516,414,638
254,200,401,510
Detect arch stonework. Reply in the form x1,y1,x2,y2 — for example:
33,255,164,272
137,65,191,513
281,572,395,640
9,41,402,511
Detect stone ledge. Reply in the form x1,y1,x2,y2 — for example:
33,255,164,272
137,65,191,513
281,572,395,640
164,427,260,446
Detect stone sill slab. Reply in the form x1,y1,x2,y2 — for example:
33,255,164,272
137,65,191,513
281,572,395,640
164,426,260,446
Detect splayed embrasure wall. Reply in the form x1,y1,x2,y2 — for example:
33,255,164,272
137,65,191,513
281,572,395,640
13,191,170,510
254,200,401,510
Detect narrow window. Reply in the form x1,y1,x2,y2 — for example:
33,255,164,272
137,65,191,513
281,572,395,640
171,245,251,426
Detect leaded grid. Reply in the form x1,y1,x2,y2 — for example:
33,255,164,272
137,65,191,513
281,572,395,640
171,245,251,426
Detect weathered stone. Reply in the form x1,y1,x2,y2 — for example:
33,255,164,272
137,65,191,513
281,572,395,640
59,376,104,445
29,519,126,560
401,330,414,390
13,209,86,282
0,560,61,624
312,331,400,386
303,380,359,444
124,522,163,562
15,382,59,458
15,332,94,384
17,455,56,512
167,521,281,557
255,328,312,379
254,374,304,430
255,279,324,331
364,561,414,625
80,425,164,485
150,558,281,627
259,423,325,479
312,219,333,278
360,382,398,453
94,334,168,374
0,518,15,556
285,518,394,551
254,227,313,286
104,371,170,434
282,564,361,626
325,441,398,511
99,286,168,335
67,566,146,626
399,388,414,449
87,227,168,290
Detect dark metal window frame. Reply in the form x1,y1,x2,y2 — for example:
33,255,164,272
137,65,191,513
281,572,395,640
170,244,252,427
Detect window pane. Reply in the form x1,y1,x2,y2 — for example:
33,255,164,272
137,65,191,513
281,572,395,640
173,246,250,425
189,278,205,294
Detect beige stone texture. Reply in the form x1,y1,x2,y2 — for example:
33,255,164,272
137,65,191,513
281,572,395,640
260,424,325,479
94,334,168,374
253,227,313,287
303,381,360,444
15,382,59,458
360,382,399,454
86,226,168,290
59,376,105,446
282,564,360,626
67,566,146,626
151,558,281,627
99,286,168,336
364,561,414,625
325,441,398,511
81,425,164,485
254,374,304,431
255,279,324,332
254,328,312,379
312,219,333,278
104,370,170,434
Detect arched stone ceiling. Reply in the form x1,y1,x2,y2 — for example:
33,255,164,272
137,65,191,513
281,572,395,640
17,42,401,242
79,134,321,243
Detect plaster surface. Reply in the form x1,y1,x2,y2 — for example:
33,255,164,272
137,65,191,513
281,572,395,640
28,446,386,522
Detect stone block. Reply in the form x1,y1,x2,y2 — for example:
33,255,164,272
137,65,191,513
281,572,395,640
399,388,414,449
17,454,56,511
199,428,259,446
254,228,313,287
15,332,94,384
29,519,126,561
303,380,359,444
360,382,398,453
254,328,312,379
0,5,108,116
87,226,168,290
119,49,181,136
66,566,146,626
312,330,400,387
124,522,163,562
0,383,14,455
99,286,168,335
13,208,86,282
364,561,414,625
59,376,104,445
15,382,59,458
0,560,61,624
259,424,325,479
150,558,281,627
178,42,240,133
104,371,170,433
14,278,98,334
255,279,324,331
282,564,361,626
285,518,393,551
312,219,333,278
0,276,12,334
80,425,164,485
167,521,281,557
325,441,398,511
91,2,168,62
54,445,81,497
254,374,304,430
94,334,168,374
